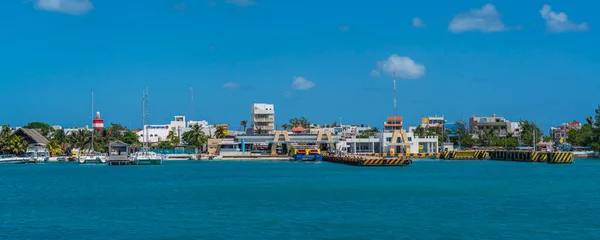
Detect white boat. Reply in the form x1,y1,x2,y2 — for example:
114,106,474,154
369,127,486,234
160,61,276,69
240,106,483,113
132,150,163,165
79,91,107,165
132,87,163,165
26,145,50,163
0,155,30,164
78,153,107,164
200,154,222,160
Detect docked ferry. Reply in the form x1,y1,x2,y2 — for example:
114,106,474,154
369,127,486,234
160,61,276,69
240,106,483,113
291,146,323,161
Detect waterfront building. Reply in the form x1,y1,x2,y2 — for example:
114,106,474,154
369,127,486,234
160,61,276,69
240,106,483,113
339,126,439,154
13,128,48,145
551,121,582,143
250,103,275,134
469,114,512,137
137,116,215,143
383,116,403,132
64,126,92,136
421,116,446,130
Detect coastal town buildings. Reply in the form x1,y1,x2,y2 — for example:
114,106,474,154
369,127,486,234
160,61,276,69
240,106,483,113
469,114,512,137
137,116,217,143
250,103,275,134
551,121,582,143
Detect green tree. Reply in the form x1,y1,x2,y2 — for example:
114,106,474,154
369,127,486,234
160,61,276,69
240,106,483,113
7,135,28,154
356,127,381,138
413,125,426,138
67,129,90,151
240,120,247,132
46,139,63,156
166,130,180,145
0,125,12,154
492,138,519,148
108,123,125,141
455,121,475,148
289,117,310,128
182,125,208,153
23,122,54,137
518,120,543,147
121,131,140,145
157,141,173,149
214,128,226,139
281,124,290,130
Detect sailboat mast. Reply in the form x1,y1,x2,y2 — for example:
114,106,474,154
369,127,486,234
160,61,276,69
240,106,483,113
145,86,149,151
91,91,94,153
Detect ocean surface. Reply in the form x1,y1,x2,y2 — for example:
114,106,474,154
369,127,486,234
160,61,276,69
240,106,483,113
1,159,600,240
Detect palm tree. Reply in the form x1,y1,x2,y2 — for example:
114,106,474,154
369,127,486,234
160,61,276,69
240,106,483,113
47,139,63,156
215,128,226,139
8,136,27,154
281,124,290,131
240,120,247,132
166,130,180,145
0,125,12,154
182,125,208,153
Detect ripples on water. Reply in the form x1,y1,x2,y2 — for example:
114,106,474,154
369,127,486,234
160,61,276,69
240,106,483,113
1,160,599,240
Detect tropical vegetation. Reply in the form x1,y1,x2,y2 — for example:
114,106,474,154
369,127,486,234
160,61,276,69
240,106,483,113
566,105,600,151
181,124,208,153
0,125,28,155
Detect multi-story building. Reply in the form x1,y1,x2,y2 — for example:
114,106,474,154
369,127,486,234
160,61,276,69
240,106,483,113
383,116,403,132
251,103,275,134
421,116,446,129
469,114,511,137
551,121,582,143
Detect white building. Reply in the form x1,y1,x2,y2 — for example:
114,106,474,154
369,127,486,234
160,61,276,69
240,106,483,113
338,126,439,154
251,103,275,134
137,116,216,143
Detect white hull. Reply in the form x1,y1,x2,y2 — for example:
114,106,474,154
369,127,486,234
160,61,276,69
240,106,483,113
201,154,222,160
78,156,107,164
132,152,164,165
0,157,30,164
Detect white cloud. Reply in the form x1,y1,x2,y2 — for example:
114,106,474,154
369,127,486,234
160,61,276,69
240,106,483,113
222,82,240,89
225,0,255,6
35,0,94,15
412,17,425,28
370,70,381,77
540,5,589,33
375,54,425,79
283,92,292,98
292,76,315,90
338,25,350,32
449,4,506,33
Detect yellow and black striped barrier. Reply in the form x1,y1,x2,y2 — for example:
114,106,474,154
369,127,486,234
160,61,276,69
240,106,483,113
487,151,572,164
443,150,486,160
547,152,574,164
323,155,412,167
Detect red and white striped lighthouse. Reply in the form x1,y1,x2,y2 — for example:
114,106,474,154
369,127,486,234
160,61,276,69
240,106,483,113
92,111,104,132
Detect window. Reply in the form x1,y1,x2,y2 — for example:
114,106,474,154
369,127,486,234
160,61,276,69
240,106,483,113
386,137,392,142
408,137,412,141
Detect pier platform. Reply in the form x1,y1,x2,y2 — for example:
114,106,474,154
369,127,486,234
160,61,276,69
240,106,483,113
324,155,412,167
366,153,441,158
108,159,132,166
444,150,574,164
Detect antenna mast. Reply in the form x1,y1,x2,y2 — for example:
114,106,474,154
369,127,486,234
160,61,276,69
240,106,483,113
145,86,149,151
393,71,397,117
191,87,194,121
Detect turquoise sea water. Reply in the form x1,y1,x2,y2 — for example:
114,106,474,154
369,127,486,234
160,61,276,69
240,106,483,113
1,159,600,240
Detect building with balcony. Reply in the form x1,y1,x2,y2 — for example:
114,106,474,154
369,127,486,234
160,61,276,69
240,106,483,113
551,121,582,143
251,103,275,134
383,116,403,132
469,114,512,137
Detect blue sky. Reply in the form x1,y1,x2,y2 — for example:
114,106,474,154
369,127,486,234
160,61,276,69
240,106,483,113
0,0,598,132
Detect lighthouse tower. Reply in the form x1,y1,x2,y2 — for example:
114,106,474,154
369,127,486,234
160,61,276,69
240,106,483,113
92,111,104,132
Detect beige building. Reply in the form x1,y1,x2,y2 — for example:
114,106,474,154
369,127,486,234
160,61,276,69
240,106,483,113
251,103,275,134
469,114,511,137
